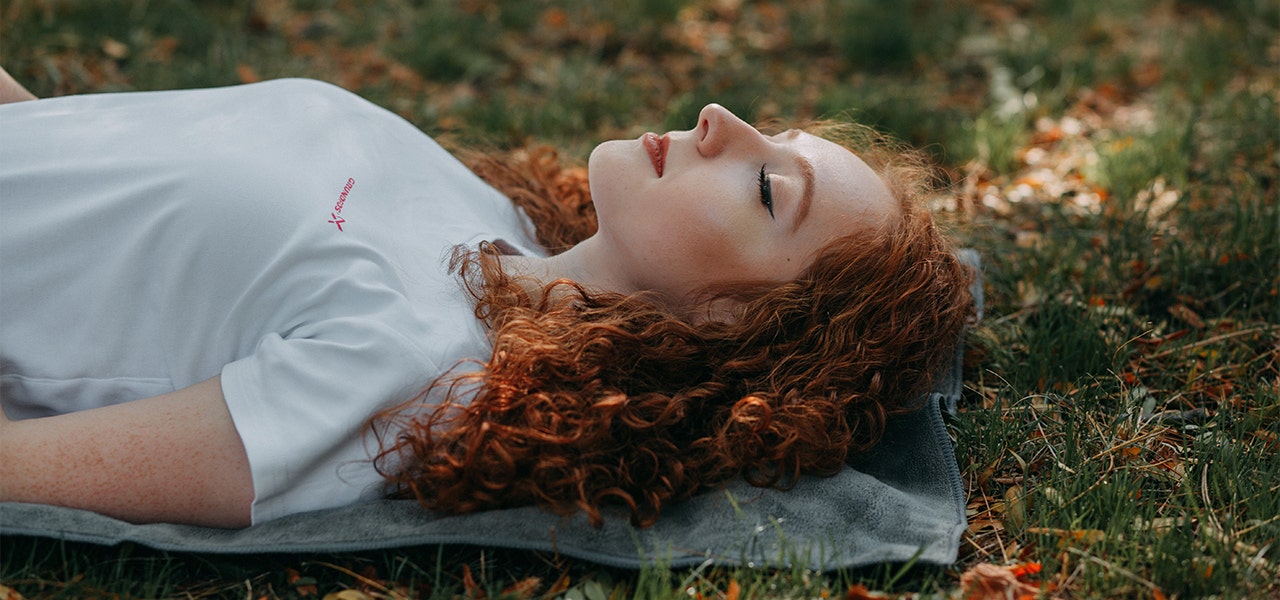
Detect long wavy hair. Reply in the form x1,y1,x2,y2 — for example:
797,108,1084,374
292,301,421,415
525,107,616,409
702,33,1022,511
374,124,973,527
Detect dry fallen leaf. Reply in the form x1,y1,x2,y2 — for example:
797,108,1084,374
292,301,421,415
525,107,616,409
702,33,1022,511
460,563,482,598
101,37,129,59
323,591,373,600
545,572,573,597
499,576,542,599
958,562,1041,600
1026,527,1106,544
1169,303,1206,329
1003,485,1027,530
237,63,262,84
844,583,889,599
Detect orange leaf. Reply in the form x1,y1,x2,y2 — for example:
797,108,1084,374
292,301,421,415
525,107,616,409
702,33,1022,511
1014,175,1044,189
1253,429,1278,451
542,7,568,28
958,563,1040,600
1008,562,1042,579
1031,127,1064,145
237,64,262,84
148,36,179,63
460,564,483,599
1168,304,1206,329
500,577,542,599
845,583,889,599
284,567,319,596
725,579,741,600
545,573,572,597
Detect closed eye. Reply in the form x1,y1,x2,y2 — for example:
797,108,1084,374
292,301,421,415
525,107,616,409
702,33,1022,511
758,164,774,220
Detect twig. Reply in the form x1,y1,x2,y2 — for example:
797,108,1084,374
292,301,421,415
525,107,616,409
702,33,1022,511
1066,548,1162,592
987,305,1039,326
306,561,406,599
1200,459,1224,536
1146,324,1278,360
1084,426,1171,463
1236,514,1280,537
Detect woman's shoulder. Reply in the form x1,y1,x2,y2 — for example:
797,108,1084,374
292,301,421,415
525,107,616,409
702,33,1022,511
244,77,350,95
0,78,388,127
230,78,372,113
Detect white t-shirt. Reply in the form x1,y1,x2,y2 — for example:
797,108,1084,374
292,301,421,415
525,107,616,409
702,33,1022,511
0,79,544,523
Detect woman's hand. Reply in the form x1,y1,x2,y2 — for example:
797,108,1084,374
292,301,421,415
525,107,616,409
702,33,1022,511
0,376,255,528
0,66,37,104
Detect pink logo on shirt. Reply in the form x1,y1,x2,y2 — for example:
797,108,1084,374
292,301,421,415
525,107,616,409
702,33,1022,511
328,178,356,231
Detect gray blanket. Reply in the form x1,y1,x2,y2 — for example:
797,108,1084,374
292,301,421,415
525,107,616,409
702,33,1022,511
0,252,981,571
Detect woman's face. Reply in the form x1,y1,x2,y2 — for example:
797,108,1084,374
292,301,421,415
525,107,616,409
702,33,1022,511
586,103,900,301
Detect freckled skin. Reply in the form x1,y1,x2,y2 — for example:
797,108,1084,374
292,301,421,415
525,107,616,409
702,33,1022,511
0,377,253,528
0,73,252,527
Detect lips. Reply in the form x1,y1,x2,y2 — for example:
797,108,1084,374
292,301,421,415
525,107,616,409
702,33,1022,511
642,132,668,177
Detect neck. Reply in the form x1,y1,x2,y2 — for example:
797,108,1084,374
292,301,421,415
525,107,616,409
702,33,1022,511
497,234,635,299
498,238,735,323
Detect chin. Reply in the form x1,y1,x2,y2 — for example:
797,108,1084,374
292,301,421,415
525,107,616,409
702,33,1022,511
586,140,638,209
588,139,631,168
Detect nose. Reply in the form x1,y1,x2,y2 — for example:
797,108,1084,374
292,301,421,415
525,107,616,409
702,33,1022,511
695,103,763,158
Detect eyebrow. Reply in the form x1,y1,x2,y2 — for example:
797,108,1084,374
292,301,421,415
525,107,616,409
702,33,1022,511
792,154,815,233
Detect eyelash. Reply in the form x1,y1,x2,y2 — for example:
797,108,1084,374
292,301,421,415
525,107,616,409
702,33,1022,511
757,164,775,220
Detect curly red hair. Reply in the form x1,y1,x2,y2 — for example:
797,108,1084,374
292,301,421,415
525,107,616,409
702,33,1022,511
374,125,973,527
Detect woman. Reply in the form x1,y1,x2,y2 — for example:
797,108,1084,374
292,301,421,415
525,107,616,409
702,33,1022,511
0,70,972,529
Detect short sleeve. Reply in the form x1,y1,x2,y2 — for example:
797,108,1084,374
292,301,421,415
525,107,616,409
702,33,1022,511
221,314,438,524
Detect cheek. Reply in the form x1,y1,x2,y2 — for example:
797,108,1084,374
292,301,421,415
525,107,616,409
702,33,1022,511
654,184,729,239
663,202,755,275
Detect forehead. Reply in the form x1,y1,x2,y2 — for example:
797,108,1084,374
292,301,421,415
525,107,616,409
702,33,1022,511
792,132,898,232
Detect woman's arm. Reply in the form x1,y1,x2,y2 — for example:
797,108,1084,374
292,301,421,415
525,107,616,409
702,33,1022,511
0,376,255,528
0,66,37,104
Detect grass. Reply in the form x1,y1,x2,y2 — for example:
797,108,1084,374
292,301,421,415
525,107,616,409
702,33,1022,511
2,0,1277,597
